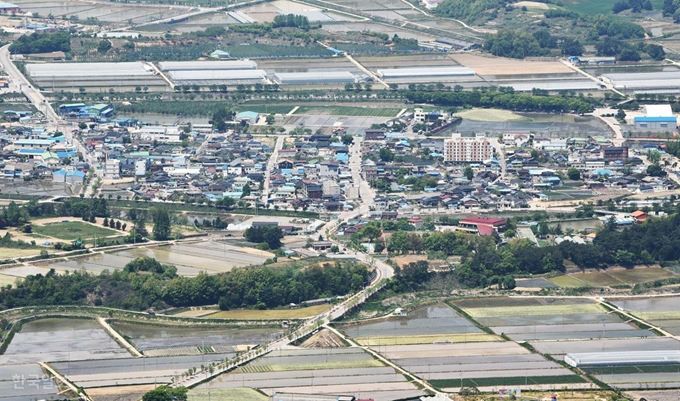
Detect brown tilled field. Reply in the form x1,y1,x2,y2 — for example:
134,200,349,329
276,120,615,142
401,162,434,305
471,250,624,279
300,329,346,348
450,53,572,75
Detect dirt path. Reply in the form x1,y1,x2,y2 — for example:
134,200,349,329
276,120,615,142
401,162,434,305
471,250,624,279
96,317,143,357
40,362,92,401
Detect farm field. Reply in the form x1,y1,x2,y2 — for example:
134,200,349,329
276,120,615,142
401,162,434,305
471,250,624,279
356,54,460,69
111,321,282,352
0,318,129,365
0,363,60,401
12,0,187,26
561,0,663,15
450,53,572,75
32,221,120,242
293,106,401,117
0,247,42,258
0,273,18,287
456,298,653,341
51,353,235,388
45,241,270,277
340,304,482,340
558,271,625,287
607,267,677,284
188,387,268,401
376,342,584,391
531,337,680,357
205,304,330,319
611,296,680,335
199,348,425,401
456,108,529,122
549,275,591,287
460,302,604,318
355,333,499,346
323,21,436,42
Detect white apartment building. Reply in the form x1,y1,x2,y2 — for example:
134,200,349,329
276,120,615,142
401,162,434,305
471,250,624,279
104,158,120,179
443,133,492,162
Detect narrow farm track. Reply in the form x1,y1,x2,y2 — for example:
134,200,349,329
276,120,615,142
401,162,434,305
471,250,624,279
97,317,143,357
40,362,92,401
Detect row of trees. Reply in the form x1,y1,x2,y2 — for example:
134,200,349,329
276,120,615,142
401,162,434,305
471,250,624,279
0,258,369,311
404,90,594,114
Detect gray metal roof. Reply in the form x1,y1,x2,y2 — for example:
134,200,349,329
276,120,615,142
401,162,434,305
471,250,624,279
158,60,257,71
167,69,267,80
26,62,152,78
565,350,680,367
273,71,355,82
377,66,475,78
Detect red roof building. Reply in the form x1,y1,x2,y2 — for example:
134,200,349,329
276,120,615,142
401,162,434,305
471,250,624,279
458,216,507,236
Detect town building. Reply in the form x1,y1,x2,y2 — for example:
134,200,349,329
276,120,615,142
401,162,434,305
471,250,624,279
104,158,120,179
458,216,507,236
443,133,492,163
600,146,628,161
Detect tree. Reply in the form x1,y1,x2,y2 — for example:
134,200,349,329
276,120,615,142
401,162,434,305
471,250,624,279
78,122,87,130
567,167,581,180
142,386,188,401
464,166,474,180
616,108,627,120
244,226,283,249
241,183,251,198
379,148,394,162
265,114,275,125
341,134,354,145
152,209,171,241
97,39,112,54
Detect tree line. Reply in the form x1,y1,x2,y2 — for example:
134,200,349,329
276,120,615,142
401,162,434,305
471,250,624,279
0,258,369,311
404,89,594,114
9,31,71,54
383,212,680,288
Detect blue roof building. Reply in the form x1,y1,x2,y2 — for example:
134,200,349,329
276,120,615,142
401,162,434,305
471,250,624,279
634,116,677,130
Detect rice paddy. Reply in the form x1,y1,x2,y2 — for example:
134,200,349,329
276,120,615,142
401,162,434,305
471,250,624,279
462,303,604,318
355,333,500,346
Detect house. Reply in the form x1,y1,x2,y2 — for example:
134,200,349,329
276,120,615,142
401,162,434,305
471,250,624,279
630,210,648,222
236,111,259,124
364,129,386,141
394,307,407,316
458,216,507,236
408,217,424,229
601,146,628,161
311,241,333,251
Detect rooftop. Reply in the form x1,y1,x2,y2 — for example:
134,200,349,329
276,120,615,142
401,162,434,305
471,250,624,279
460,216,507,226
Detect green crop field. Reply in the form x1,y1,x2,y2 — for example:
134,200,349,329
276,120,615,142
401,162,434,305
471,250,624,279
242,359,384,373
549,275,591,288
569,272,626,287
431,375,586,388
562,0,663,15
584,365,680,375
189,387,268,401
33,221,120,241
0,273,17,288
463,303,604,318
607,268,677,285
237,105,295,114
294,105,402,117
